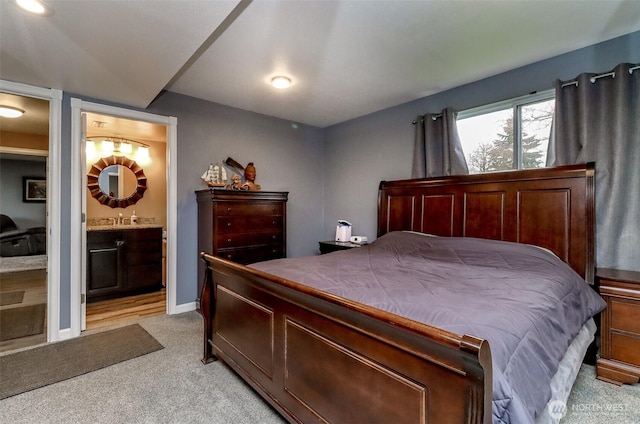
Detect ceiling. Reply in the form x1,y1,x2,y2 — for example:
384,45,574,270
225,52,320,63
1,0,640,131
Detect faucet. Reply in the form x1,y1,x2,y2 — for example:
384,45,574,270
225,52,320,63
112,213,123,226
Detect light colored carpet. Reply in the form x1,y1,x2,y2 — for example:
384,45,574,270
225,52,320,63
0,311,637,423
0,254,47,273
0,324,163,399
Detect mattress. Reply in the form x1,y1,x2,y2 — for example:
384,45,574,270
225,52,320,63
250,231,606,423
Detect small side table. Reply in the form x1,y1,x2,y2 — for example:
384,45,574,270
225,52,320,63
318,240,363,254
596,268,640,385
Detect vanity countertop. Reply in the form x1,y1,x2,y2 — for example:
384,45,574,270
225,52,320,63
87,224,163,231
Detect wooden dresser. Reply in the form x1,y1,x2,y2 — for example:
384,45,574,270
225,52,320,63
196,189,288,295
596,268,640,385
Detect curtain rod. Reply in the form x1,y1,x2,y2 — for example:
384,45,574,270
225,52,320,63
561,64,639,88
412,114,442,124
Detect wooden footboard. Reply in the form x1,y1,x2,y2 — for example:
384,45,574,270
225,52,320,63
200,253,492,424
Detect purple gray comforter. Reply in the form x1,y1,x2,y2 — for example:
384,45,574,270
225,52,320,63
250,231,606,423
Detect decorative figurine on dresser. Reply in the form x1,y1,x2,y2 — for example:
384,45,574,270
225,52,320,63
241,162,261,191
201,163,227,187
196,156,287,301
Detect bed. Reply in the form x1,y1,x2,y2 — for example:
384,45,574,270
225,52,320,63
0,214,46,257
199,163,605,423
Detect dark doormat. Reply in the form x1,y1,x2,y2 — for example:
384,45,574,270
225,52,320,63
0,303,45,341
0,290,25,306
0,323,163,399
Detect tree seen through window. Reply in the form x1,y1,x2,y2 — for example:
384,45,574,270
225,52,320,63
457,97,554,174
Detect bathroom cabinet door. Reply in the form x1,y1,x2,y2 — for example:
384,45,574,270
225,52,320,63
87,228,163,302
125,228,163,292
87,231,126,299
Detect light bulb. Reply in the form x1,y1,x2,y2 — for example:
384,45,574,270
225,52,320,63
0,106,25,118
101,140,114,153
119,141,132,154
271,76,292,89
136,146,150,163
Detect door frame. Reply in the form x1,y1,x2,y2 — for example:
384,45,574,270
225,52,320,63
0,79,63,342
70,98,177,337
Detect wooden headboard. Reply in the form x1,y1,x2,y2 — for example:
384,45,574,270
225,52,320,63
378,163,595,283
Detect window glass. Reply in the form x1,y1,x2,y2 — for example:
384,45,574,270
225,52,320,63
520,99,553,169
457,108,513,173
457,93,554,174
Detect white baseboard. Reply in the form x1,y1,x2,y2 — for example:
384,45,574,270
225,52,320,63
55,302,196,342
174,301,197,314
57,327,73,341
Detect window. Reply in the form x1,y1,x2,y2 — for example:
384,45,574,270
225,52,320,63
456,91,554,174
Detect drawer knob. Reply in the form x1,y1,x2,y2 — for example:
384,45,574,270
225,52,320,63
227,223,232,227
227,207,232,212
272,235,277,239
227,238,232,243
272,221,276,225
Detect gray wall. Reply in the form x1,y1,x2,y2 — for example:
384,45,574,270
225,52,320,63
323,31,640,244
54,30,639,329
146,93,326,304
0,158,46,229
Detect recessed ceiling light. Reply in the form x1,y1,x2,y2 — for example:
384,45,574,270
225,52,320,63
0,106,25,118
271,76,292,89
14,0,54,16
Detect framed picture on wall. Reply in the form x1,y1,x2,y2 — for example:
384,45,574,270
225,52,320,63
23,177,46,202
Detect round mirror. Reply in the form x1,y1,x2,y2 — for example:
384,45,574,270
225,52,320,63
87,155,147,208
98,165,137,199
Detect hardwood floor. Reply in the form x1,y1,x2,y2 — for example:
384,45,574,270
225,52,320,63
86,288,166,330
0,268,165,353
0,269,47,353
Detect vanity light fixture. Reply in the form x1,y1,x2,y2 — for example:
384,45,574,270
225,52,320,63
86,140,96,157
135,145,150,163
0,105,25,118
119,141,133,155
101,140,115,154
86,136,151,163
14,0,54,16
271,76,292,89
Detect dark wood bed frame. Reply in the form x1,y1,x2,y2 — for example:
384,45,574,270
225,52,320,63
199,163,595,424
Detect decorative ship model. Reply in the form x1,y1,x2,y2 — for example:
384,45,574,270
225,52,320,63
201,163,227,187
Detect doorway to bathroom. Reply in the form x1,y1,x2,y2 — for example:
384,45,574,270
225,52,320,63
84,111,167,330
70,99,177,337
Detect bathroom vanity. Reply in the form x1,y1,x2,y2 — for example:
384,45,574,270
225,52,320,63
86,225,163,302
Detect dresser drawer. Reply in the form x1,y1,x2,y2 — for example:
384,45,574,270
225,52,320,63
197,189,288,296
216,231,283,248
216,216,283,234
596,268,640,384
216,202,284,216
610,299,640,333
610,333,640,366
217,245,284,264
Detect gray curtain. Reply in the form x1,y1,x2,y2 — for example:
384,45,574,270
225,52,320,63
547,62,640,272
411,107,468,178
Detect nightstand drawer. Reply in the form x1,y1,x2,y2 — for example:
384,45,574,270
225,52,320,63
596,268,640,384
611,333,640,366
611,299,640,333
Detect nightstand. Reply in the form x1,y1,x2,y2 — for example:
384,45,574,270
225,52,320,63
318,240,363,254
596,268,640,385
